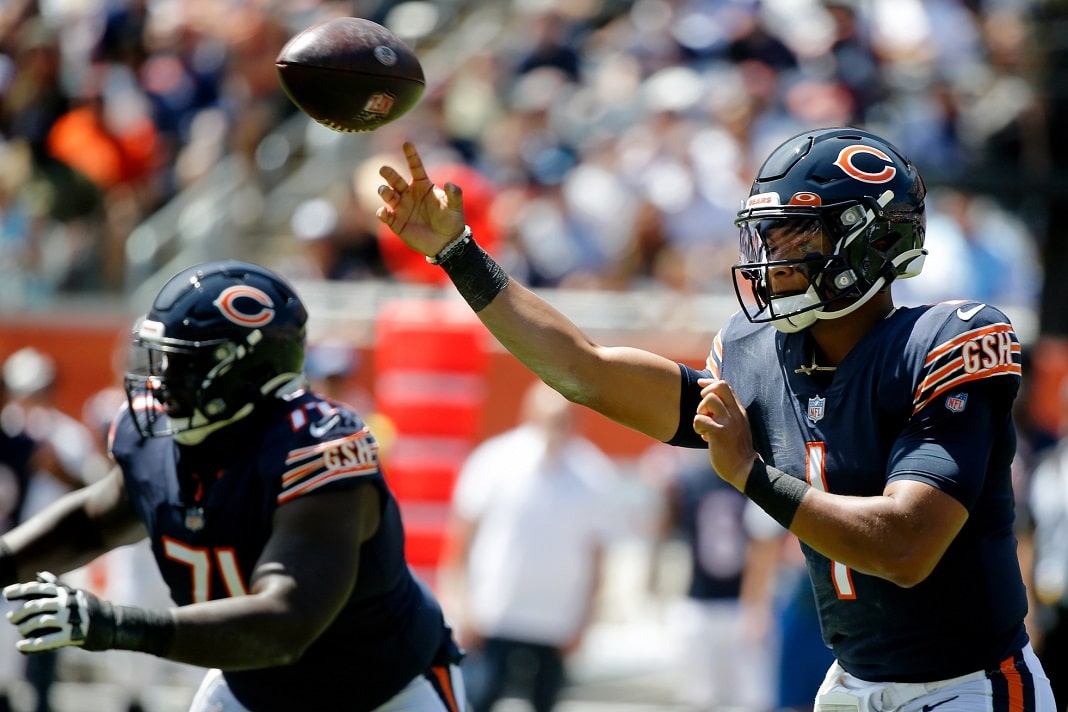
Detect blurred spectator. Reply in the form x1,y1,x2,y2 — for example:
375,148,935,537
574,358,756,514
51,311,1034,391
2,348,106,519
744,521,835,712
649,446,774,711
893,188,1041,309
1026,378,1068,706
439,381,626,712
0,0,1056,304
1,347,105,712
0,17,68,160
304,339,374,410
287,193,388,282
0,374,33,712
47,65,160,194
509,9,584,82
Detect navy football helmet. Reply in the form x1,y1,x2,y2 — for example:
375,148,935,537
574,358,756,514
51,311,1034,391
124,260,308,443
732,127,927,333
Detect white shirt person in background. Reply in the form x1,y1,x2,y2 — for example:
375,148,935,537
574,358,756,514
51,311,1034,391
440,380,625,712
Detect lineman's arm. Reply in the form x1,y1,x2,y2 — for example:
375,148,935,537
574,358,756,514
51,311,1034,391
377,142,684,442
6,480,379,668
2,467,146,583
161,480,378,669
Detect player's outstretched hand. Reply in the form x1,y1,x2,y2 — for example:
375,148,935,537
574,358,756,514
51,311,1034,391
377,142,467,258
693,378,759,490
4,571,114,653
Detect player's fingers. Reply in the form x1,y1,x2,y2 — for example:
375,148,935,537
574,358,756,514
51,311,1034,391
442,182,464,211
376,184,401,207
403,142,427,180
691,414,711,442
697,378,745,419
3,581,54,601
13,611,60,636
696,387,728,419
8,600,59,626
16,633,63,654
714,381,744,417
2,582,27,601
378,166,410,193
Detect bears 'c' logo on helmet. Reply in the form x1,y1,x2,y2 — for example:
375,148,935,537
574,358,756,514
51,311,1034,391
212,286,276,327
833,145,897,184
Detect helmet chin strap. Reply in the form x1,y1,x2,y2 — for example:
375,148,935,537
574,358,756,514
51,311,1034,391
769,274,889,334
768,289,821,333
171,373,304,445
172,403,255,446
812,275,888,322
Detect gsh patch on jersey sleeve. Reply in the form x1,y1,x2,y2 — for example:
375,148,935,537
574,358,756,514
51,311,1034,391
912,321,1020,416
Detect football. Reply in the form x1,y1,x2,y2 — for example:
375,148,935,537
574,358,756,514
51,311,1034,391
276,17,425,133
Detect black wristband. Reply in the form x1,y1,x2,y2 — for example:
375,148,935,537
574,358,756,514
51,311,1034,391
0,540,16,587
86,600,176,657
436,235,510,312
744,459,809,530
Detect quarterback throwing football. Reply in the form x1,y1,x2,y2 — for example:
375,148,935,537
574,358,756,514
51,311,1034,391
377,127,1056,712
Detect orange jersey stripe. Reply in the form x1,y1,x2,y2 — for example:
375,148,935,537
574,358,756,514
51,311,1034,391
430,665,461,712
999,655,1025,712
706,330,723,378
912,362,1022,415
277,464,378,504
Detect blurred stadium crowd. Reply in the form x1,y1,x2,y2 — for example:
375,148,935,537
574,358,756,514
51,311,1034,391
0,0,1052,312
1,0,1067,711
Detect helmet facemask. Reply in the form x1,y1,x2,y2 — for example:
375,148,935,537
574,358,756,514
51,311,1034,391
125,324,277,444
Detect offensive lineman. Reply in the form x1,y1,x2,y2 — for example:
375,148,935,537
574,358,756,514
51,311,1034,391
376,128,1057,711
0,261,465,712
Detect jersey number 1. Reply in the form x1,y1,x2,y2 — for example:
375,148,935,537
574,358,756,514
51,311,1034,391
806,442,856,600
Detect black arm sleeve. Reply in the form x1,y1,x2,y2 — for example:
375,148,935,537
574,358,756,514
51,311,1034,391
667,362,711,448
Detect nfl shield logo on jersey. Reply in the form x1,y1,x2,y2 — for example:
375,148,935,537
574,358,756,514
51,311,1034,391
807,395,826,424
184,506,205,532
945,392,968,413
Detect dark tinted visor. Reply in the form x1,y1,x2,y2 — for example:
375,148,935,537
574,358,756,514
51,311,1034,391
739,217,826,263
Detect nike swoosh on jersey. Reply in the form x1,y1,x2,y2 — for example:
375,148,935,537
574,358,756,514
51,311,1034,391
922,695,959,711
956,303,986,320
308,414,341,438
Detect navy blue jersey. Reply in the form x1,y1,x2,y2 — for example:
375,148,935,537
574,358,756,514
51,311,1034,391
673,462,748,601
110,389,452,710
671,301,1028,682
0,427,33,531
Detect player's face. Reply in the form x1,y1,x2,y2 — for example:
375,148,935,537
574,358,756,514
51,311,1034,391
740,217,830,296
148,350,204,418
